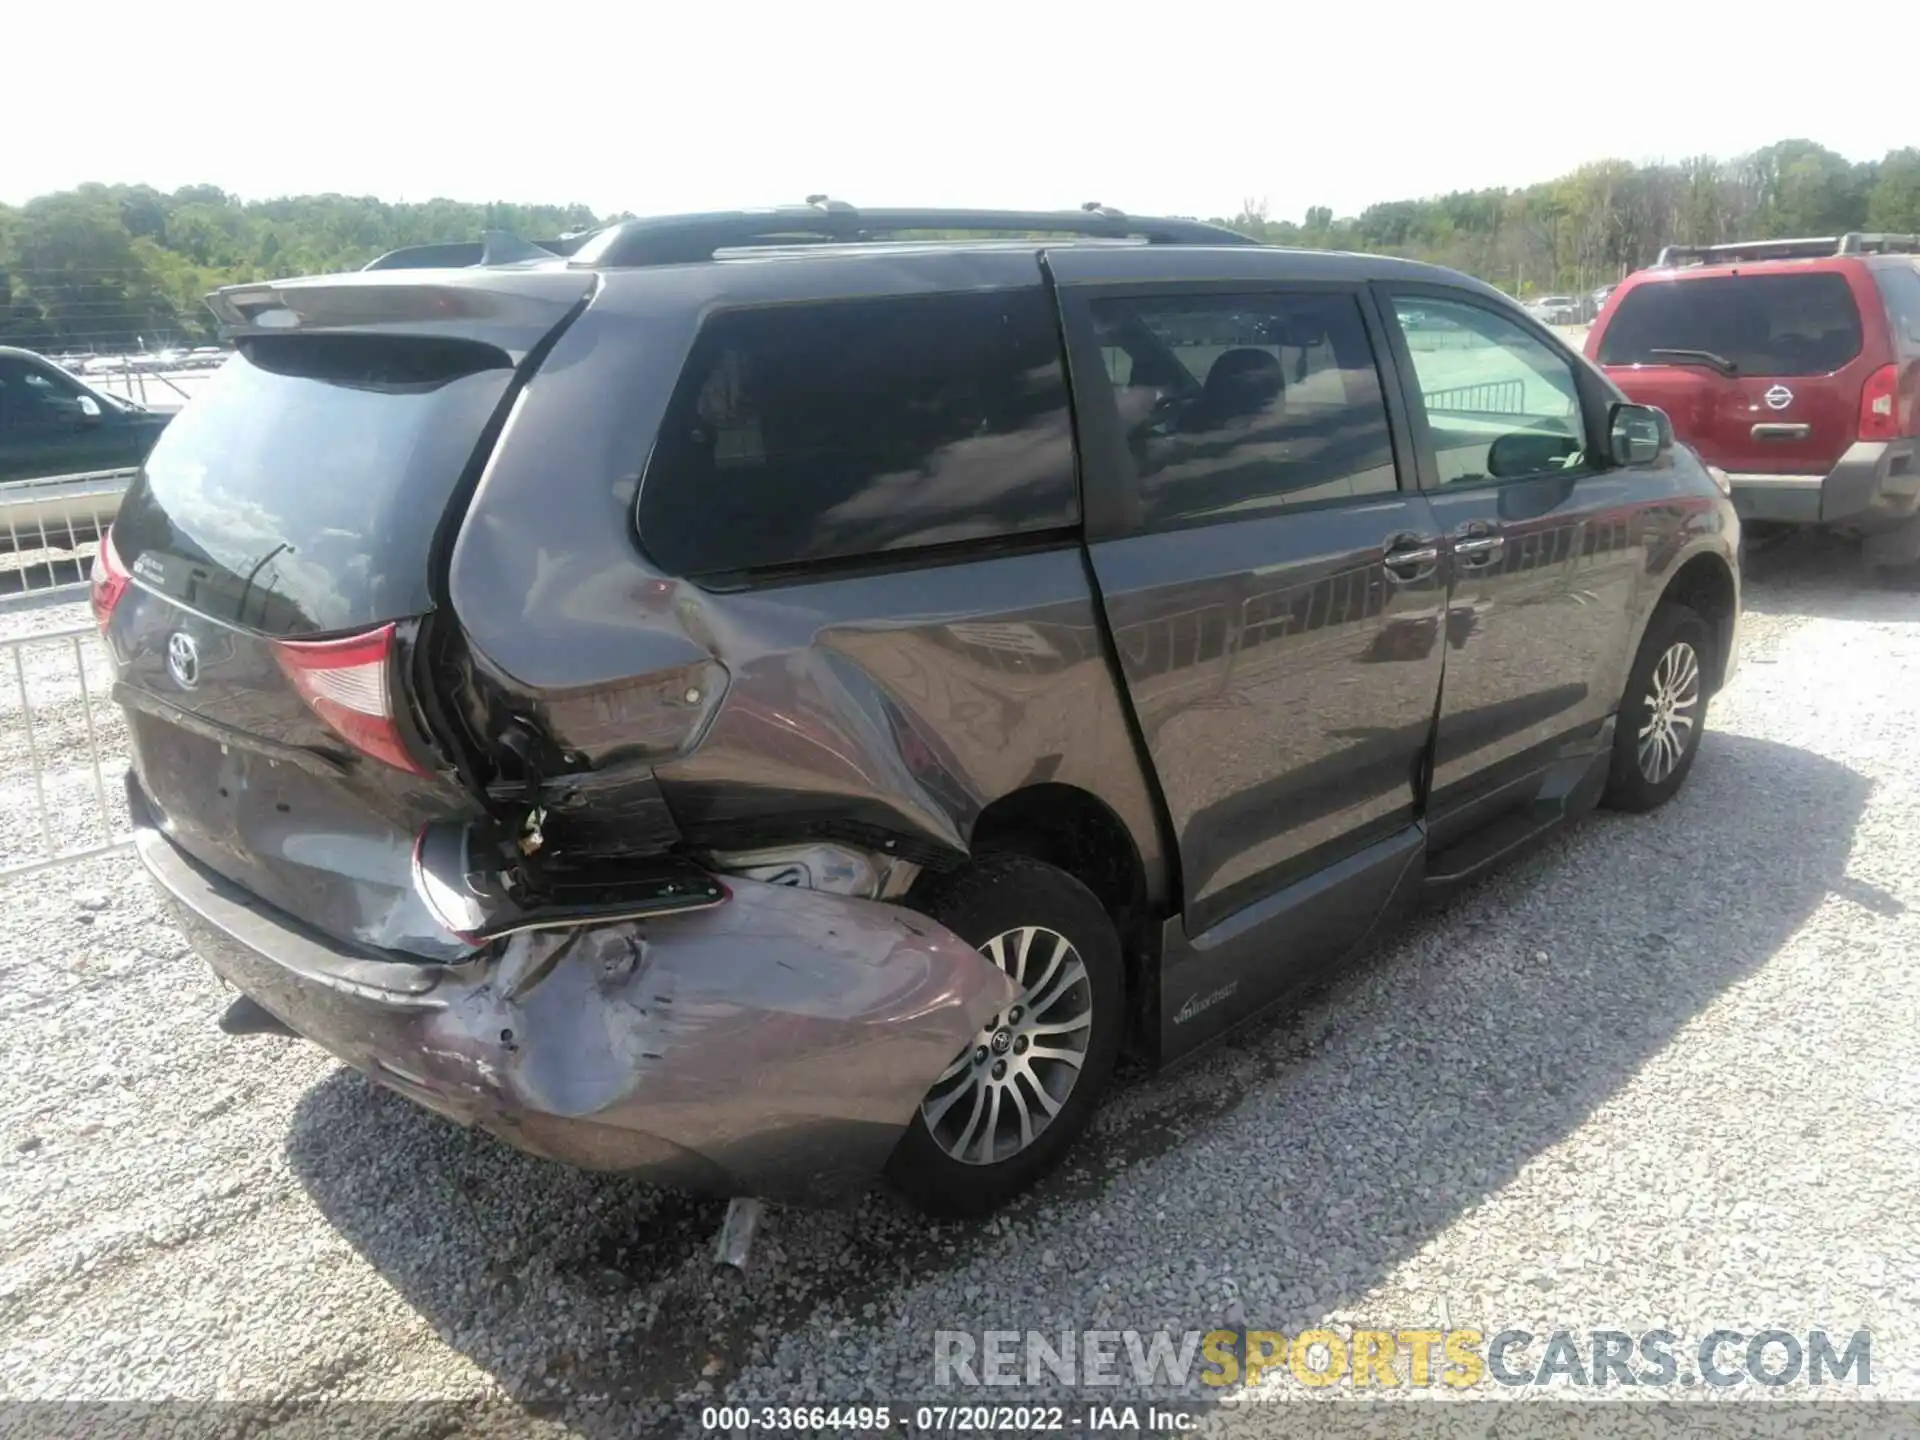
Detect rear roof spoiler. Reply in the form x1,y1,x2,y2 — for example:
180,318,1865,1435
1655,233,1920,267
203,267,597,360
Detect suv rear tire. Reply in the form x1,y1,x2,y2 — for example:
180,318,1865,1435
885,855,1123,1217
1602,602,1712,813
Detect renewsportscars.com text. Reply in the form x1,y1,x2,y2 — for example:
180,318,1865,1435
934,1327,1872,1391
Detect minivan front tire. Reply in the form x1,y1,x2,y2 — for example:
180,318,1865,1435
886,855,1123,1217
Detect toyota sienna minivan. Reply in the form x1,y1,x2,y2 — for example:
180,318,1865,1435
99,204,1741,1216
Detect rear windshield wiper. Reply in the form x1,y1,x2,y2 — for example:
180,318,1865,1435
1648,347,1739,377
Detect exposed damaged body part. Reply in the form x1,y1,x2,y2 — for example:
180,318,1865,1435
137,776,1014,1204
107,204,1741,1215
410,819,727,943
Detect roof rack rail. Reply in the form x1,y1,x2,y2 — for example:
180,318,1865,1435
1835,232,1920,256
360,230,597,271
569,201,1258,267
1654,232,1920,267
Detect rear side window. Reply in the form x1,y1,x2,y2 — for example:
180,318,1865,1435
1597,272,1864,376
1874,264,1920,353
638,289,1076,578
112,335,512,636
1087,290,1397,530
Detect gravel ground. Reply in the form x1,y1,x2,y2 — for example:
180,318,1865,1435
2,538,1918,1438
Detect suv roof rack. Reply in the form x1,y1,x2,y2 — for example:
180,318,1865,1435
570,200,1259,267
1654,232,1920,268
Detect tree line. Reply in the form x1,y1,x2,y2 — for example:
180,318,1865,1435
1217,139,1920,297
4,138,1917,353
0,187,613,353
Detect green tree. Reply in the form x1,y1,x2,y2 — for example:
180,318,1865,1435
1745,139,1868,235
4,143,1914,354
0,184,616,350
1868,149,1920,231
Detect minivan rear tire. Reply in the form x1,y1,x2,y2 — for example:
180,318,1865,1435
1603,602,1712,813
886,855,1123,1218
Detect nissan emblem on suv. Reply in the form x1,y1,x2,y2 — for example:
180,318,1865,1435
1764,384,1794,410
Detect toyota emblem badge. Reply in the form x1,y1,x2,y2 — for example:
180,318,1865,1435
166,631,201,690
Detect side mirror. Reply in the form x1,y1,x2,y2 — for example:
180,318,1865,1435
76,395,102,422
1608,402,1669,466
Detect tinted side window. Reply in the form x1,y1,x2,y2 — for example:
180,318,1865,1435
1874,263,1920,353
1391,295,1588,486
638,289,1076,578
1087,291,1397,531
1596,272,1864,375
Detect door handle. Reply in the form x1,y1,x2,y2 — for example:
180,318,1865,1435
1453,533,1506,566
1383,539,1441,582
1751,423,1811,442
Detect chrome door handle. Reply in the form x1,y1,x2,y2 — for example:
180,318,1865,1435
1454,535,1505,564
1383,544,1440,581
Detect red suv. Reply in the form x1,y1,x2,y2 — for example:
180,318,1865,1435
1587,234,1920,568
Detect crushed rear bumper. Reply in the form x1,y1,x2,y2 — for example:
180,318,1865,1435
132,779,1014,1204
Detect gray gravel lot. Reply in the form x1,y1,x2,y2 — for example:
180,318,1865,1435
2,538,1918,1437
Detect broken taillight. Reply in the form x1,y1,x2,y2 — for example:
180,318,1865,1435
89,526,131,634
273,623,426,774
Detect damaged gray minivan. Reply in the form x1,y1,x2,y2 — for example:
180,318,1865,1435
97,205,1741,1217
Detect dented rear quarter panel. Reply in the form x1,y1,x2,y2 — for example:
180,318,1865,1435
446,251,1171,903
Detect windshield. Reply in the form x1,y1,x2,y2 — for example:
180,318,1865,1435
111,334,512,636
1598,273,1863,376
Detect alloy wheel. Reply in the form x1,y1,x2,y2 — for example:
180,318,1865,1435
1637,640,1701,785
919,925,1093,1166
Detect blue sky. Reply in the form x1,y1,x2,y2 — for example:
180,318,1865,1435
12,0,1901,221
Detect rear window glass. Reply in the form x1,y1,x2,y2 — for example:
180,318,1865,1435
638,289,1076,578
112,335,511,636
1597,272,1863,376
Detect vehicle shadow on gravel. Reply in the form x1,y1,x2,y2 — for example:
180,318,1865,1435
284,730,1868,1429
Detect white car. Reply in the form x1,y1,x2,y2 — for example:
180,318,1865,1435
1526,295,1581,325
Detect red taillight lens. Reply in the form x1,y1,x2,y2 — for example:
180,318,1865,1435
89,526,131,634
272,623,426,774
1859,364,1910,442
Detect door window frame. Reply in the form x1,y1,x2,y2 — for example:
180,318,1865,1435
1055,278,1423,541
1372,281,1615,495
